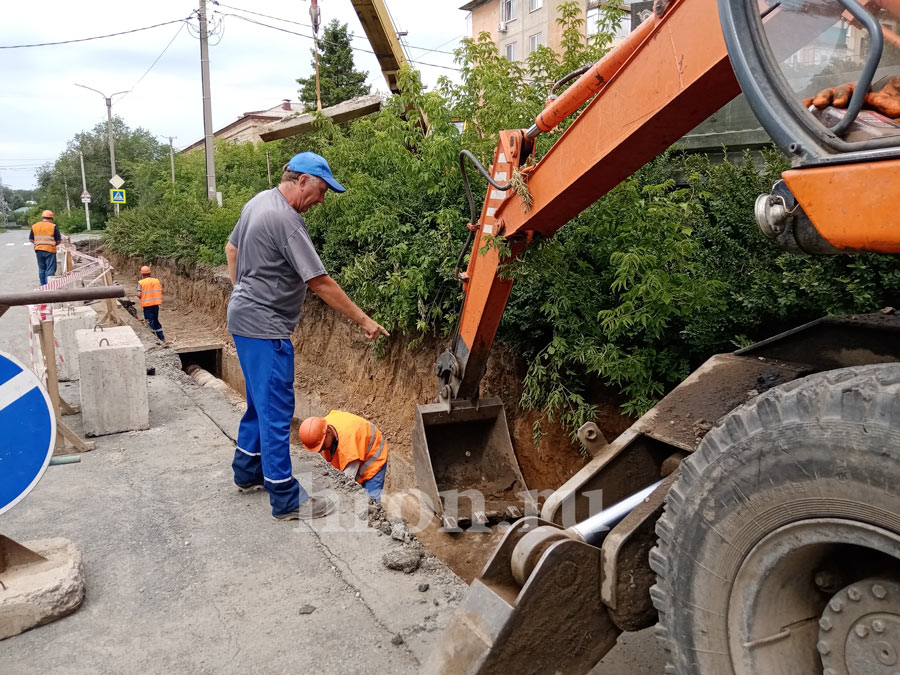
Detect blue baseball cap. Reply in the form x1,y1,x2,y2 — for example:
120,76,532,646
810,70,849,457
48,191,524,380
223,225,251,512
286,152,346,193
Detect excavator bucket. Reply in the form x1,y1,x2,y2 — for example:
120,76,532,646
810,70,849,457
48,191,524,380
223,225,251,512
412,398,535,529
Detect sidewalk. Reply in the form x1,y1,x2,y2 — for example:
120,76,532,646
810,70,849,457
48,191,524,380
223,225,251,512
2,331,465,674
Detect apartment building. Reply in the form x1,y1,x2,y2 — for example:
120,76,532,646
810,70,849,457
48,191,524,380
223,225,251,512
460,0,632,62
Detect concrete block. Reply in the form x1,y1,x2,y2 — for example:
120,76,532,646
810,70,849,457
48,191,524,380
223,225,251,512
0,537,85,640
76,326,149,436
53,305,99,381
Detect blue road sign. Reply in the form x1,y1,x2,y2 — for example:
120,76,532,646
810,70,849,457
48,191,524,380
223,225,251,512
109,189,126,204
0,351,56,516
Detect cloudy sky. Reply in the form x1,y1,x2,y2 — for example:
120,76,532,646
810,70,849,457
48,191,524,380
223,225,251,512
0,1,469,190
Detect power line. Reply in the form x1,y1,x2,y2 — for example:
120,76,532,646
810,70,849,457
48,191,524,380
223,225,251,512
211,0,458,55
219,12,465,72
117,21,188,105
407,33,465,58
0,17,194,49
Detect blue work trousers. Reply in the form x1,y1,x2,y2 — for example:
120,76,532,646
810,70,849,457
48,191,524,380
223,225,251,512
35,250,57,286
142,306,165,341
231,334,308,516
363,463,387,502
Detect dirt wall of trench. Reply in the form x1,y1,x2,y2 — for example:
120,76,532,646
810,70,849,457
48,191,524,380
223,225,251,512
107,254,632,498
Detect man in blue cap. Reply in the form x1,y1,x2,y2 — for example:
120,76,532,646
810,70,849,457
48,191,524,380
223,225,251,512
225,152,389,521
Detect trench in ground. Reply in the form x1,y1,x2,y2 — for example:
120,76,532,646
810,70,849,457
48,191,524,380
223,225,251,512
109,254,635,581
176,346,223,379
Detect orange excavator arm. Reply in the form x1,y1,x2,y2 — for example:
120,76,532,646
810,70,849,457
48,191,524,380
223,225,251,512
441,0,740,403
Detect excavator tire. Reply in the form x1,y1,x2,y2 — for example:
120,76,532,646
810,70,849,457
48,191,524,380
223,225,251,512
649,364,900,675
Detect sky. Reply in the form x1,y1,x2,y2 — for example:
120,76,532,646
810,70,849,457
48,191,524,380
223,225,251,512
0,0,469,190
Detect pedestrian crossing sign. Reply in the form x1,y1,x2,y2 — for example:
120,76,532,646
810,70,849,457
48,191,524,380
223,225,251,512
110,189,126,204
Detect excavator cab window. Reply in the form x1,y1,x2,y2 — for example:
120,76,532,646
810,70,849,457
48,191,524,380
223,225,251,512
720,0,900,163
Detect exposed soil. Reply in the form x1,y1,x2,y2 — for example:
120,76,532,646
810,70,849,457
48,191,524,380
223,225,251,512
104,252,634,578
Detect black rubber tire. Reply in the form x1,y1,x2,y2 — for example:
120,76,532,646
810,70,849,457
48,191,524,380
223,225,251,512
649,364,900,675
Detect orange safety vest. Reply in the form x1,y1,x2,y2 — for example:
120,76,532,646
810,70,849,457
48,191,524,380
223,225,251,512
31,221,57,253
138,277,163,308
322,410,388,484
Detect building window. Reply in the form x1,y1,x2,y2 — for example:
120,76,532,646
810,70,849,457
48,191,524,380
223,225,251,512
502,0,517,22
529,0,543,11
505,42,518,60
587,5,632,39
586,6,602,37
528,31,544,53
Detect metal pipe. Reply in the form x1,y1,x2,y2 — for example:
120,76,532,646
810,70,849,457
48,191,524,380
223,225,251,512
49,456,81,466
569,479,664,546
0,285,125,307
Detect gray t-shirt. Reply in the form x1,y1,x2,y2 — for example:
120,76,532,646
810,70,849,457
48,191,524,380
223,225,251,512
226,188,326,339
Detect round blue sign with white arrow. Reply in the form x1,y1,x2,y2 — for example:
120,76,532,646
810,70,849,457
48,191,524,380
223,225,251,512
0,351,56,516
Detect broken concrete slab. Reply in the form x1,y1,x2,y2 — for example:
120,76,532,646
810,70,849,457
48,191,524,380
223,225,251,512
76,325,149,436
382,549,422,574
259,94,382,142
0,537,85,640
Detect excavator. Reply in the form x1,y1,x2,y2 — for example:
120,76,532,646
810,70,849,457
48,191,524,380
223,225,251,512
409,0,900,672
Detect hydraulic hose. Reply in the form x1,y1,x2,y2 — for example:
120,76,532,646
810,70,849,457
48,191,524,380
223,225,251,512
454,150,512,281
549,65,592,96
448,150,514,354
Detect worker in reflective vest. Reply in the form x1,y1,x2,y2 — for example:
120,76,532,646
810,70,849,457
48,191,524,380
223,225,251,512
29,210,61,286
137,265,166,343
299,411,389,502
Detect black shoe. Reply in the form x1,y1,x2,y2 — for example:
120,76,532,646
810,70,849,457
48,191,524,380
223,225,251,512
236,482,264,493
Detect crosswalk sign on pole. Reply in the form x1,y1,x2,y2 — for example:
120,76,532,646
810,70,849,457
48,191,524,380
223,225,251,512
109,189,126,204
0,351,56,516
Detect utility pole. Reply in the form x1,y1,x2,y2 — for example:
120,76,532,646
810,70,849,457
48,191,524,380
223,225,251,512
199,0,217,202
310,0,323,111
266,151,272,188
63,174,72,214
168,137,176,186
79,151,91,232
75,83,128,215
0,175,7,228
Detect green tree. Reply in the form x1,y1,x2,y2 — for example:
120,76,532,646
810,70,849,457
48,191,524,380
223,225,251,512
0,186,36,212
297,20,370,110
36,117,163,231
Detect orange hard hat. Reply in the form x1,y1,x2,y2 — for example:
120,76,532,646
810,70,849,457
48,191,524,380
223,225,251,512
41,210,54,220
140,265,152,275
299,417,327,452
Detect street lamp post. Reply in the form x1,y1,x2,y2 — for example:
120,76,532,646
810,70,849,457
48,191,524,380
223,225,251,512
75,83,128,215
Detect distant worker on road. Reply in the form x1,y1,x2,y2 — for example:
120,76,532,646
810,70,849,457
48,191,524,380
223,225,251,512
137,265,166,343
225,152,389,522
299,412,389,502
30,210,61,286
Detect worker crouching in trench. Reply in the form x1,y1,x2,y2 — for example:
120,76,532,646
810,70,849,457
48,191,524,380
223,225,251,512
299,412,388,502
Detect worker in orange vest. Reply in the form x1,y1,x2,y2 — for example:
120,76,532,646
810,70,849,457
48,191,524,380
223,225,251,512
137,265,166,343
300,411,389,502
29,210,61,286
